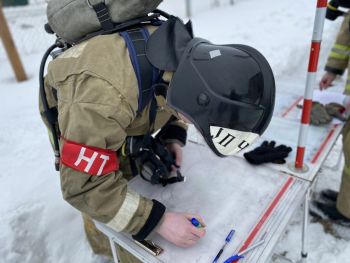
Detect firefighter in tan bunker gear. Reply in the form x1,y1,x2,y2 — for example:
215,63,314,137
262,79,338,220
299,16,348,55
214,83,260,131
39,26,206,262
317,12,350,224
40,6,277,260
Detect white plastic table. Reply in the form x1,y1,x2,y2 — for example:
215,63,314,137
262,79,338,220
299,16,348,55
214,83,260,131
95,87,346,263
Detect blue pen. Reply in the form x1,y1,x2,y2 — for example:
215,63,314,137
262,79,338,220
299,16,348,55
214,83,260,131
223,236,266,263
191,218,202,228
223,255,244,263
212,229,235,263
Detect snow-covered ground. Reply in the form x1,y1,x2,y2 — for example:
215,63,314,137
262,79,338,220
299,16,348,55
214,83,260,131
0,0,349,262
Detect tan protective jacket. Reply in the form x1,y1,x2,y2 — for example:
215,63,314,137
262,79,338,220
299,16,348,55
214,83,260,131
40,27,187,240
325,12,350,95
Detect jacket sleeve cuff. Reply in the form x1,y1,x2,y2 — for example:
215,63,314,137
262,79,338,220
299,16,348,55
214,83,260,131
325,66,345,75
132,200,166,241
158,125,188,147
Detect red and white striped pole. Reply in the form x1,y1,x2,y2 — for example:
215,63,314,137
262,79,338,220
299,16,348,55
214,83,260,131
295,0,328,170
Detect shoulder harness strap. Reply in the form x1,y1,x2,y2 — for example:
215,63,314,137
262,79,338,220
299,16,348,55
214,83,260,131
120,28,160,113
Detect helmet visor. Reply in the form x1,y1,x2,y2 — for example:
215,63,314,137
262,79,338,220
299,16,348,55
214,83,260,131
167,40,275,156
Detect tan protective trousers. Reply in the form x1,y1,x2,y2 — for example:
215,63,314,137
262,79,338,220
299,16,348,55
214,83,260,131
81,155,142,262
337,119,350,219
82,214,142,263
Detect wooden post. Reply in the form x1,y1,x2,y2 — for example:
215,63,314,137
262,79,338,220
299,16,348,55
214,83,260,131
0,4,27,82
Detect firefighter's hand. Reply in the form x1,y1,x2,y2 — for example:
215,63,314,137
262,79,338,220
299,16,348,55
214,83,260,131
156,212,206,248
166,143,183,171
319,72,336,90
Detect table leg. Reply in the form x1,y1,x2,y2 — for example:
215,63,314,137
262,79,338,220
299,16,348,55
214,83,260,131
109,237,120,263
300,188,311,263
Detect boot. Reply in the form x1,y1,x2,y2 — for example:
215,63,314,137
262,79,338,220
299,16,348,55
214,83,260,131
320,189,338,203
310,200,350,226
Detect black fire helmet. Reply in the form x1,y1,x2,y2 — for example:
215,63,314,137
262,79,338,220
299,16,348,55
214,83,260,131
147,16,275,157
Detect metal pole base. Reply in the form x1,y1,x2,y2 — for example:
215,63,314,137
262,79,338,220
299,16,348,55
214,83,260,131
288,162,310,174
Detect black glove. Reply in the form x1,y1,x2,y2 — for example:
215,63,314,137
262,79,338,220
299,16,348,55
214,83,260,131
122,136,184,186
243,141,292,165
